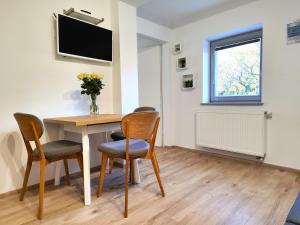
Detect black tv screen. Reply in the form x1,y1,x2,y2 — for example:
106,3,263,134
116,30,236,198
57,14,112,62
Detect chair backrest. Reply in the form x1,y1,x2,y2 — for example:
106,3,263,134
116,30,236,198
14,113,44,141
121,111,159,141
14,113,46,160
134,106,156,112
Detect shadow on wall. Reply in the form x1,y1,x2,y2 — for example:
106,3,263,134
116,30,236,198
63,90,90,114
0,132,25,192
0,116,116,193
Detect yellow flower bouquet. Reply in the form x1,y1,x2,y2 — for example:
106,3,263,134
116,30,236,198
77,73,104,115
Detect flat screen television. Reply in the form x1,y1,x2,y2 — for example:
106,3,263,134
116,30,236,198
57,14,113,62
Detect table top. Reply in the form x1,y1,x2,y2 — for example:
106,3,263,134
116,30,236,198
44,114,123,126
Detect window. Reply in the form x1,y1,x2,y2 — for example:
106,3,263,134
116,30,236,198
210,29,262,103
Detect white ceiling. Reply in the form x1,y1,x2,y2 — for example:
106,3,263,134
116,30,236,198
121,0,257,28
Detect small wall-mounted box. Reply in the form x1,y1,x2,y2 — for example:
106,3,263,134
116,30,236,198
173,43,182,54
177,57,188,71
182,74,195,90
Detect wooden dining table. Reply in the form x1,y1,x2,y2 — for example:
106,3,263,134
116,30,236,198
44,114,141,205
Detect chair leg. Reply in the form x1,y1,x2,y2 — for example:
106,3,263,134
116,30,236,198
97,153,108,197
63,159,70,185
150,156,165,197
124,157,129,218
77,153,84,177
38,160,46,220
154,152,160,173
19,159,32,201
109,158,114,174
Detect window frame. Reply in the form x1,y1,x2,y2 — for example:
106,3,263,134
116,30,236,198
209,29,263,103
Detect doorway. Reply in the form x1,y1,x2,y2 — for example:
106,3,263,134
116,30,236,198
137,34,164,146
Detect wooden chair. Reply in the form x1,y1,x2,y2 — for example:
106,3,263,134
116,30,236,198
14,113,83,220
109,106,156,173
110,107,156,142
97,111,165,218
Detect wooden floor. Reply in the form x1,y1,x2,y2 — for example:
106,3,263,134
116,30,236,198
1,147,300,225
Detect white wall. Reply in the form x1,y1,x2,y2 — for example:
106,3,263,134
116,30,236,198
138,46,162,145
110,1,139,115
119,2,139,114
137,17,172,43
171,0,300,170
110,0,122,114
0,0,139,194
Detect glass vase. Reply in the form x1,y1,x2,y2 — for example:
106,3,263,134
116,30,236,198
90,96,99,116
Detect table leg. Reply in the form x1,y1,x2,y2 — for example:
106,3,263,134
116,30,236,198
54,125,64,186
105,131,111,171
54,162,62,186
133,159,141,183
82,126,91,205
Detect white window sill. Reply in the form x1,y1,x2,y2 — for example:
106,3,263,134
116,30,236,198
201,102,264,106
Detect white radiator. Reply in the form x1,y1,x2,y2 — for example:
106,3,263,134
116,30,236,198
196,111,266,157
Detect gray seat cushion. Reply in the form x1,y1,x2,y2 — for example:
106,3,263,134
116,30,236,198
98,139,149,158
33,140,82,160
285,223,297,225
286,193,300,225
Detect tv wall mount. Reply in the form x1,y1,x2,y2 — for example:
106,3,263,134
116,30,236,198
53,8,104,25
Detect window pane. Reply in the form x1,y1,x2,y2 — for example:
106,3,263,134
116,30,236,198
214,41,261,97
